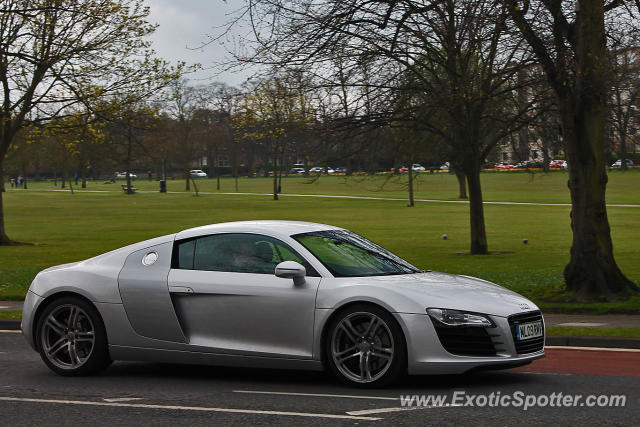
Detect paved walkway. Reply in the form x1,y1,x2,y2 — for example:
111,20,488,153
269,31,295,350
0,301,22,311
543,313,640,329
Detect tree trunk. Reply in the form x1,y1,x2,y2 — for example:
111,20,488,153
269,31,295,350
233,139,239,192
562,102,637,299
272,144,279,200
455,169,467,199
619,133,628,171
0,158,12,244
185,168,190,191
277,145,285,194
0,161,4,193
214,145,221,190
125,134,134,194
407,165,414,207
466,166,488,255
542,147,551,172
560,0,638,300
81,167,87,189
0,185,10,245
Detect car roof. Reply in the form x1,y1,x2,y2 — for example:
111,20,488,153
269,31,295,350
175,220,342,240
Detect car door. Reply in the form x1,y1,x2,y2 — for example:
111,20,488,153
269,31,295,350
167,233,321,359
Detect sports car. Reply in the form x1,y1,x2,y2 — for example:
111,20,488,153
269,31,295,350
22,220,545,387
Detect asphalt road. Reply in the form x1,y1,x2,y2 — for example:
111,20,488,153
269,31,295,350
1,331,638,426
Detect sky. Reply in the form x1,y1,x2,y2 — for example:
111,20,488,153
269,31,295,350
144,0,252,87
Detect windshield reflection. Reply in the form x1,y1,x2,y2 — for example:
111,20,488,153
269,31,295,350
293,230,421,277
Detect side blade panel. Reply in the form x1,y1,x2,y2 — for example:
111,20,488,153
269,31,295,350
118,241,186,343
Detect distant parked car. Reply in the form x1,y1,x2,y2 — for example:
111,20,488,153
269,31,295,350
440,162,450,170
189,170,207,178
309,167,334,174
115,172,137,179
611,159,634,167
411,164,426,172
334,167,347,174
514,160,542,169
549,160,567,169
289,167,306,174
494,162,515,169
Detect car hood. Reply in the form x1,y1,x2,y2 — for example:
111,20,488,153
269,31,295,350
332,271,539,318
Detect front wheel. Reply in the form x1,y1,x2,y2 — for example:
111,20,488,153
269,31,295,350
36,296,111,376
325,304,406,387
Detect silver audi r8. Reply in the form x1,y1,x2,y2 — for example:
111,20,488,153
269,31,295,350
22,221,545,387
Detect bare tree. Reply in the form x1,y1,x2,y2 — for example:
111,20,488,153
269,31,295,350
221,0,540,253
0,0,179,244
608,48,640,170
164,80,206,192
506,0,640,299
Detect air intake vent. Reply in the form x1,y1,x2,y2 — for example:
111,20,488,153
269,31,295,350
431,320,497,357
508,311,544,354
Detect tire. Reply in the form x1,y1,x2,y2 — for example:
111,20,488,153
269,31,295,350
36,296,111,376
325,304,407,387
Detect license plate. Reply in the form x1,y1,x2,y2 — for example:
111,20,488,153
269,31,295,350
516,321,543,341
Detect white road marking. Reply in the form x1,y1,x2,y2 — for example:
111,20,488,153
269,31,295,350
23,188,640,208
103,397,143,403
556,322,607,327
546,345,640,353
233,390,398,401
0,330,21,334
347,404,464,416
0,397,382,421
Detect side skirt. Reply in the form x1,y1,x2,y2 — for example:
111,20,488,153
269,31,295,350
109,345,324,371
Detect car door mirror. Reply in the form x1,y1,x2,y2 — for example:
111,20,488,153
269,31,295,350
275,261,306,286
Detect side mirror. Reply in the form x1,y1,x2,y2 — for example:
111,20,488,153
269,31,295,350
275,261,306,286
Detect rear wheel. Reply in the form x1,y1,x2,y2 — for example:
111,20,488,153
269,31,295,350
36,296,111,376
325,304,406,387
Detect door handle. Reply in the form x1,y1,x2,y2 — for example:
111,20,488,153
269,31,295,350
169,286,194,294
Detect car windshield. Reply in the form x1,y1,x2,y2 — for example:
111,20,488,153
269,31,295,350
293,230,421,277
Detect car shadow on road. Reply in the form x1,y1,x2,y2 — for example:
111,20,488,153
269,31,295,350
98,361,538,391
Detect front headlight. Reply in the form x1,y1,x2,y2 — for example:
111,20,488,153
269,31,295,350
427,308,495,327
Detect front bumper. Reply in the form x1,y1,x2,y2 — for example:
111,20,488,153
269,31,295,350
396,312,545,375
21,290,44,351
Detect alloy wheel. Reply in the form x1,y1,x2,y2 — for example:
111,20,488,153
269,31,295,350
40,304,95,370
330,312,394,383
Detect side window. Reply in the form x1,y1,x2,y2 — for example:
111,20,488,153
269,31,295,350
177,239,195,269
275,242,305,265
173,233,319,276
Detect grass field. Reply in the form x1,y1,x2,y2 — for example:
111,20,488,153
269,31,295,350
1,170,639,314
22,167,640,204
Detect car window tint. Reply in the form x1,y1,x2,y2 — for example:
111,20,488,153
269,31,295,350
176,233,319,276
177,239,195,269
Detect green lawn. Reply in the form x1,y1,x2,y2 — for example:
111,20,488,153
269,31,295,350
1,171,639,314
17,167,640,204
